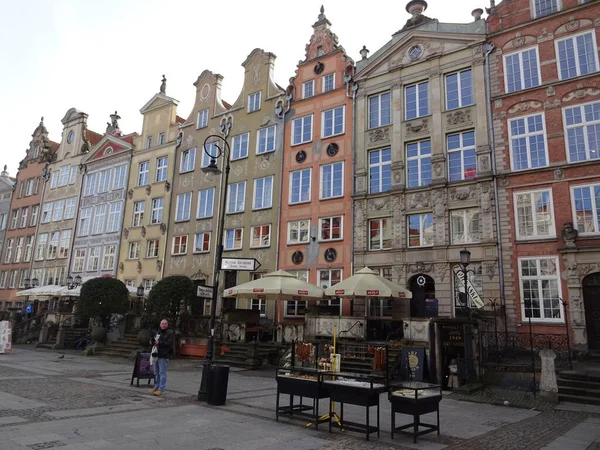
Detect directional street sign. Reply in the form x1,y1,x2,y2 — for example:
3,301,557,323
220,257,261,271
452,266,485,309
196,285,214,299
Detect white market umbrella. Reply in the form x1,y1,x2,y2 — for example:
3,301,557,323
224,270,325,301
324,267,412,299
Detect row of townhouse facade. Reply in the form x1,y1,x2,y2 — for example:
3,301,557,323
1,0,600,349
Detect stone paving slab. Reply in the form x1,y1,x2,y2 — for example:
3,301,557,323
44,402,151,419
0,393,48,411
0,416,29,426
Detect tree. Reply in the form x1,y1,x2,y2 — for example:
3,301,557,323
76,277,129,327
146,276,195,321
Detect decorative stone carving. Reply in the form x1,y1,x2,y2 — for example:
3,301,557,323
405,119,429,136
159,223,167,235
479,183,493,213
562,88,600,103
546,85,555,97
508,101,543,114
434,189,446,218
157,260,162,272
119,262,124,273
446,109,472,127
449,186,475,201
566,18,580,32
141,226,146,237
368,127,389,144
512,35,525,48
554,168,564,180
136,261,142,273
562,222,578,248
407,192,429,209
164,180,170,192
356,175,365,193
484,262,496,280
566,263,578,279
190,268,210,280
433,163,443,177
499,176,509,187
409,262,433,273
369,198,390,211
127,189,133,200
123,228,129,239
577,264,600,277
434,263,449,282
145,184,151,196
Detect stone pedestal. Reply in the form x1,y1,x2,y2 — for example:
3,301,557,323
52,328,66,350
38,327,48,345
539,349,558,403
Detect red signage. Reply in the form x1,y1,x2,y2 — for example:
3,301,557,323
252,288,264,293
335,290,345,295
297,290,308,295
398,292,406,298
366,290,380,296
291,296,301,301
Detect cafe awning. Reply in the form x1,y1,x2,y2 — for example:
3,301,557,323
324,267,412,299
224,270,325,301
16,285,65,297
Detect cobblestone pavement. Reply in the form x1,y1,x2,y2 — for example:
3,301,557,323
1,347,600,450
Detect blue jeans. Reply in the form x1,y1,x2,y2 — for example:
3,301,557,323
154,358,168,391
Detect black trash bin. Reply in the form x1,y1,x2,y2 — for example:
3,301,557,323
207,364,230,406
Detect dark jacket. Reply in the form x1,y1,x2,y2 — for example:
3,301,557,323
154,328,174,359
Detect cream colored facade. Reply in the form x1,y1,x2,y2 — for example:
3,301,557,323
353,7,500,319
165,50,285,319
117,85,180,291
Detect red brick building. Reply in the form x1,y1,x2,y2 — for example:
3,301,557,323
488,0,600,350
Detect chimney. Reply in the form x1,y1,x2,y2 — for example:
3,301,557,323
472,8,483,21
406,0,428,16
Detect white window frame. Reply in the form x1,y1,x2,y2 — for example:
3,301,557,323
322,106,345,138
106,201,121,233
91,204,106,235
508,112,549,171
514,189,556,240
226,181,246,214
317,269,343,314
368,92,391,129
302,80,315,99
555,30,599,80
87,246,100,271
563,101,600,163
73,249,86,272
224,228,243,251
138,161,150,186
50,171,58,189
503,47,542,93
450,209,482,244
320,161,344,200
64,197,77,220
519,256,563,322
128,242,140,259
445,69,473,110
10,210,18,229
4,239,14,264
287,220,310,245
289,168,311,204
30,205,39,227
59,230,71,258
406,140,432,188
368,148,392,194
291,114,313,145
248,91,261,113
101,245,116,270
47,232,59,260
180,148,196,173
171,235,188,255
202,143,217,168
405,81,430,120
368,218,392,250
146,239,160,258
78,207,92,236
146,136,153,149
193,232,211,253
58,166,69,187
25,179,35,196
158,133,165,146
132,201,145,227
250,224,271,248
531,0,560,19
113,165,127,190
156,156,168,182
69,166,77,185
175,192,192,222
447,131,477,182
24,236,33,263
150,198,164,225
14,237,24,263
84,172,97,196
319,216,343,242
571,183,600,235
41,203,52,224
197,109,209,129
322,73,335,93
197,188,214,219
407,213,434,248
97,169,111,193
253,176,273,210
52,199,64,222
231,133,249,160
35,234,47,261
19,207,29,228
257,125,276,154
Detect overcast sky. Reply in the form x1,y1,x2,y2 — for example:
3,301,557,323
1,0,487,176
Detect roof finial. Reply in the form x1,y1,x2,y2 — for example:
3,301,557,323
318,5,326,20
1,165,8,177
40,116,44,124
160,75,166,95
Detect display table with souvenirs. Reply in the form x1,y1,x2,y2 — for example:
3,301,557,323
275,367,330,428
388,381,442,443
323,371,387,440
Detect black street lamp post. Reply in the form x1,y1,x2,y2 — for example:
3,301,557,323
198,134,231,402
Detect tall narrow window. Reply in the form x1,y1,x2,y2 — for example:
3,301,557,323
87,247,101,271
59,230,71,258
47,232,59,259
113,165,127,189
106,202,122,233
448,131,476,181
322,106,344,138
515,190,555,239
150,198,164,224
322,73,335,93
155,157,168,182
180,148,196,173
24,236,33,262
556,31,598,80
509,113,548,170
91,204,106,235
303,80,315,99
405,81,429,120
97,169,111,193
138,161,150,186
30,205,39,227
248,92,261,112
227,182,246,213
4,239,14,263
175,192,192,221
197,109,209,129
84,172,97,196
292,115,313,145
146,240,160,258
52,200,64,222
232,133,249,160
369,92,391,129
132,201,145,227
520,257,562,321
504,48,541,93
197,188,214,219
73,249,86,272
253,176,273,210
290,169,311,204
35,234,47,261
572,184,600,234
368,148,391,194
146,136,153,149
78,208,92,236
564,101,600,163
14,237,24,263
64,197,77,220
407,140,432,188
41,203,52,223
257,126,276,154
19,207,29,228
224,228,243,250
445,70,473,110
158,133,165,146
369,218,392,250
407,213,434,247
128,242,140,259
320,162,343,199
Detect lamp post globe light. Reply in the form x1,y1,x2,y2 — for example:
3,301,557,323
198,134,231,403
66,275,82,290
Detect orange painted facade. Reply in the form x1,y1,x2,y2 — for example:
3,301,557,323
277,10,355,323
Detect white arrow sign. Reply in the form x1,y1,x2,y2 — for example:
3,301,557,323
453,266,485,309
221,258,261,271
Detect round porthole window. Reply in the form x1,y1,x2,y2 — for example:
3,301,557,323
292,251,304,265
408,45,423,61
296,150,307,163
324,248,337,262
67,130,75,144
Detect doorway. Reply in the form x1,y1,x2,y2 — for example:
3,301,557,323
583,273,600,350
409,274,435,318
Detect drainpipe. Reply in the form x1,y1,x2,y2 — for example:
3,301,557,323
347,73,358,316
483,40,508,334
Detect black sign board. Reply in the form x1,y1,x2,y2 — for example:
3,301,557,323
441,324,465,347
425,298,439,317
400,348,426,381
130,351,155,387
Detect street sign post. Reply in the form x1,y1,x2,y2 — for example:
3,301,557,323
452,266,484,309
220,258,261,271
196,285,214,299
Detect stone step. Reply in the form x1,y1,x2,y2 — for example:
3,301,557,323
557,378,600,390
557,386,600,399
558,370,589,382
558,393,600,406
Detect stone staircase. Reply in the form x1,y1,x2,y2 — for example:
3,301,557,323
214,341,283,368
558,366,600,405
94,331,141,359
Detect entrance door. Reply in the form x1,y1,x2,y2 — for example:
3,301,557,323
583,273,600,350
409,274,435,318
